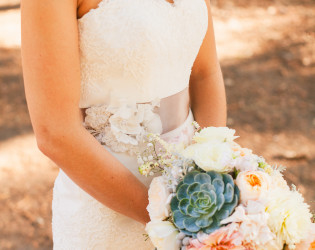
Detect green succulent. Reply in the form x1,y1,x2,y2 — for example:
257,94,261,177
170,171,239,236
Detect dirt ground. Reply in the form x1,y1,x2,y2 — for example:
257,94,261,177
0,0,314,249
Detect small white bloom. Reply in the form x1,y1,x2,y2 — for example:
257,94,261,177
232,148,259,172
137,156,144,165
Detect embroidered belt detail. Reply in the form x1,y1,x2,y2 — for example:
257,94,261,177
82,99,162,156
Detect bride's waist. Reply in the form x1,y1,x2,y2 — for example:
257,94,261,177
80,87,190,134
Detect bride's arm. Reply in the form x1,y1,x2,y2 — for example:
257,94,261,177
189,0,227,128
20,0,150,224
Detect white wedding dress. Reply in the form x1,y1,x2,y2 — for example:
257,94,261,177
51,0,208,249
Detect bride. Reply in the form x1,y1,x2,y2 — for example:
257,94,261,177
20,0,226,249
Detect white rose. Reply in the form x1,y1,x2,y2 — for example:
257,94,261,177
145,221,180,250
147,177,170,221
109,111,143,135
193,127,239,144
136,103,163,134
183,142,234,172
143,111,163,134
236,171,271,204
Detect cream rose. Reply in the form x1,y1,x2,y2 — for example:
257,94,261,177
145,221,180,250
235,171,271,204
270,170,289,190
147,177,170,221
193,127,239,144
183,142,234,172
265,188,312,248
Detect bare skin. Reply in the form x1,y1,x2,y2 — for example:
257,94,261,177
20,0,226,225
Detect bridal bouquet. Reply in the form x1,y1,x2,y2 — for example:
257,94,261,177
138,124,315,250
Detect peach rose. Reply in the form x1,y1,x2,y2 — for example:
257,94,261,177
236,171,271,204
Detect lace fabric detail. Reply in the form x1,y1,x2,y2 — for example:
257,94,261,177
52,169,155,250
83,99,162,156
77,0,208,107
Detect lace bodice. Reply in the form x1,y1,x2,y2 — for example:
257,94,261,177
78,0,208,108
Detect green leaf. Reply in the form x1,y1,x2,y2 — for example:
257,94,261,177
200,183,215,193
196,198,210,209
223,183,234,203
173,210,187,229
234,185,240,199
212,179,224,196
197,190,208,199
206,171,223,181
203,218,220,234
176,180,184,192
183,171,199,184
187,183,201,196
177,184,189,200
227,194,239,213
205,204,217,217
196,216,213,228
214,208,230,222
223,174,234,188
170,196,179,212
183,217,200,233
194,173,211,184
179,228,194,236
216,193,225,211
187,205,200,217
190,191,200,204
208,190,217,205
179,199,190,214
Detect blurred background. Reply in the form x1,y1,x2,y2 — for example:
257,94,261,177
0,0,314,249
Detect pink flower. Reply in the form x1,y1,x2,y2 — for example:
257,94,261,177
187,224,254,250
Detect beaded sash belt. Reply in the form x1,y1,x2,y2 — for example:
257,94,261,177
82,99,162,156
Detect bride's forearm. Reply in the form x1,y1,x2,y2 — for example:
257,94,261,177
189,66,227,128
38,125,150,225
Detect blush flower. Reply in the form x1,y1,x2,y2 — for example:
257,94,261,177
221,200,277,248
187,223,251,250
